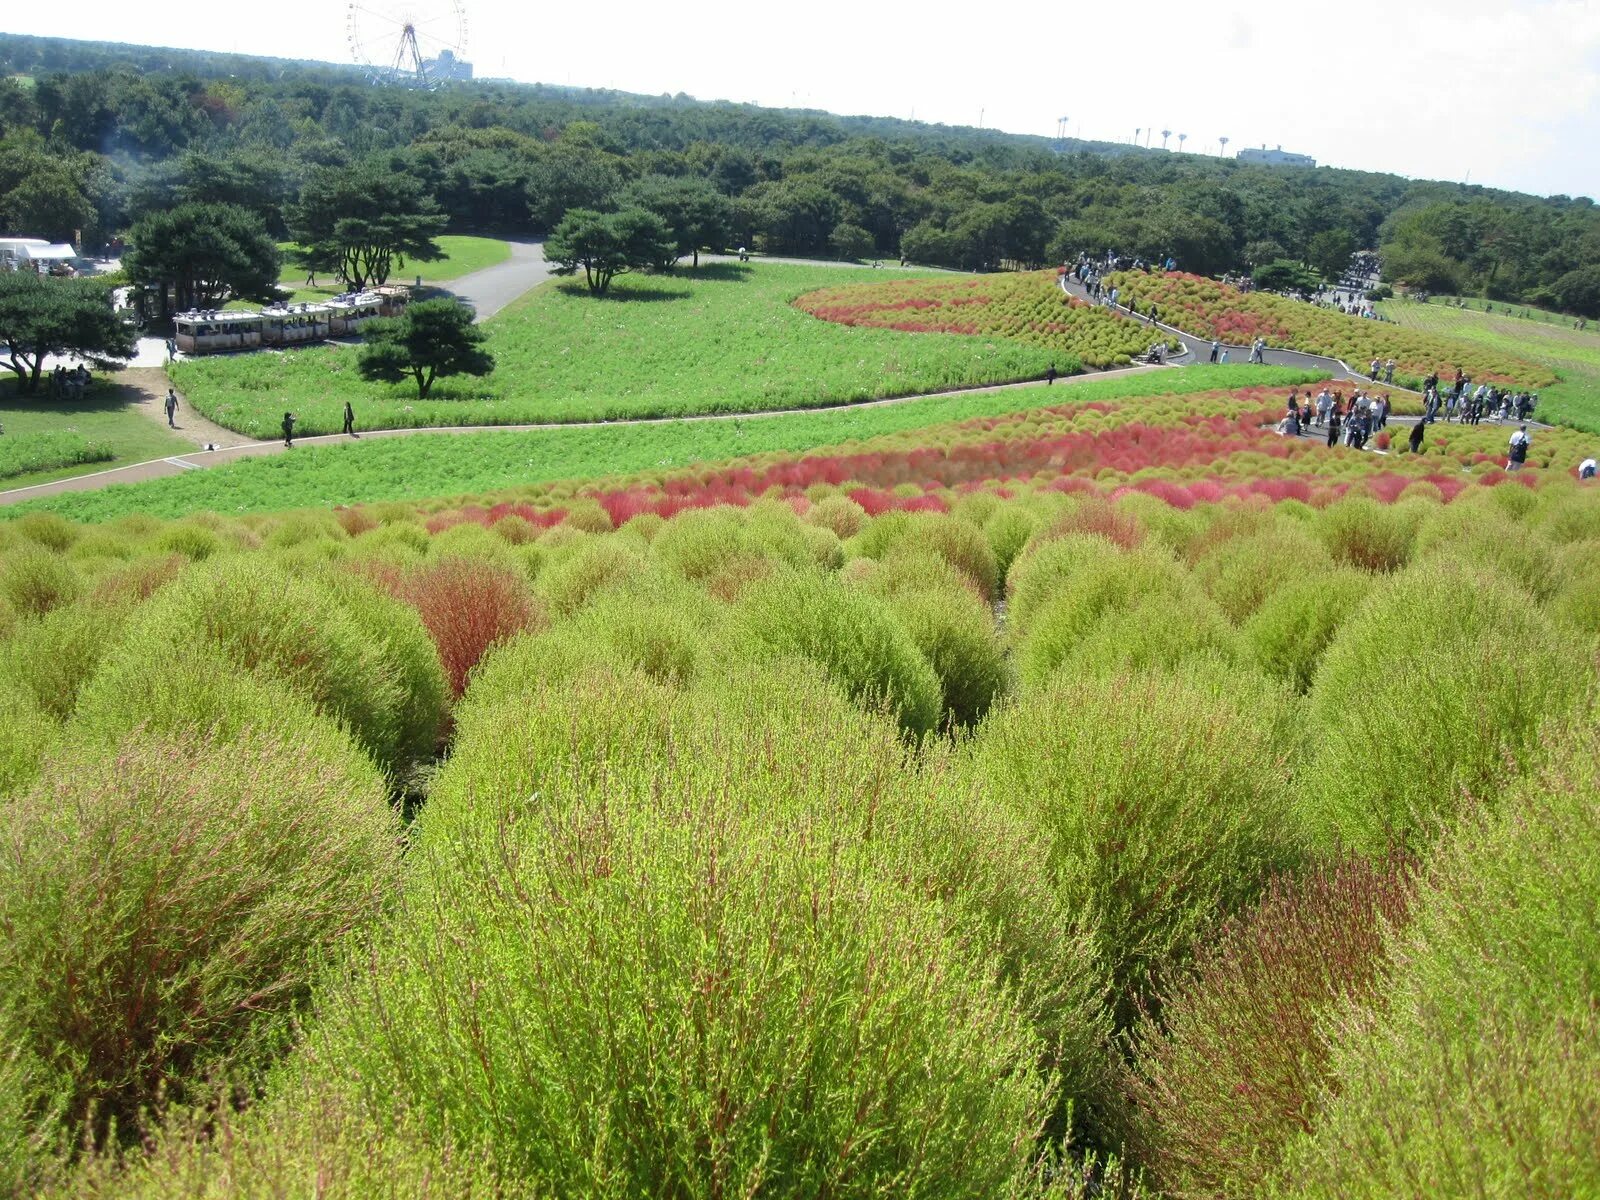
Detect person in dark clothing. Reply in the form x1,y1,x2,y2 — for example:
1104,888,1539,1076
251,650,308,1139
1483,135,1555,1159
164,389,178,428
1408,421,1425,455
342,400,356,436
1045,364,1057,386
1327,409,1342,448
282,411,296,447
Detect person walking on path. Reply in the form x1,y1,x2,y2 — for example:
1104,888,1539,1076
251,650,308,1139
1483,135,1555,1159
165,337,177,363
1369,357,1381,381
164,388,178,428
343,400,356,436
1327,407,1342,448
1408,420,1425,455
1209,338,1221,363
1507,425,1531,472
1045,364,1057,386
1249,337,1266,364
282,411,296,448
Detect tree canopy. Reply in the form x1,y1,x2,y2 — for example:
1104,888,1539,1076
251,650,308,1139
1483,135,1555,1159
0,273,136,393
291,159,447,292
122,201,281,316
545,208,676,295
356,298,494,398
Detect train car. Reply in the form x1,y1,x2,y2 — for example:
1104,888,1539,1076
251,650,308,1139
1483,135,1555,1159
173,311,265,354
260,303,333,346
325,292,386,336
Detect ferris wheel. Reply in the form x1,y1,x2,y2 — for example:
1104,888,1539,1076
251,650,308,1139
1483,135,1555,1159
347,1,469,88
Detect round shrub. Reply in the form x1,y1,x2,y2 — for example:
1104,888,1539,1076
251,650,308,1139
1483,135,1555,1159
536,536,645,616
806,494,868,539
1412,504,1558,600
150,520,226,562
1042,589,1241,682
1242,568,1374,693
883,587,1009,727
1314,496,1417,573
1013,545,1195,687
853,512,1000,600
75,558,447,775
967,661,1301,1028
1277,722,1600,1198
310,668,1062,1196
0,723,401,1143
11,512,77,553
983,505,1040,582
0,597,138,721
359,555,544,700
1005,533,1118,636
1123,854,1415,1198
1548,539,1600,635
0,546,80,617
732,568,941,738
649,507,749,581
1300,559,1590,853
544,574,717,687
1192,526,1337,621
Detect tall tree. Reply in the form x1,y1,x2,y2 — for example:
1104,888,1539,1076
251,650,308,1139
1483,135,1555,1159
619,175,732,267
356,298,494,398
291,160,446,292
0,274,135,394
124,202,281,317
545,208,675,296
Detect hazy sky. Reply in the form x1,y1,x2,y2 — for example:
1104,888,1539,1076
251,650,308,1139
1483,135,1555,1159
9,0,1600,198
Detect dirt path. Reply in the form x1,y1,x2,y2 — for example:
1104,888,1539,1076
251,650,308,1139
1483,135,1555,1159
0,362,1171,506
122,367,255,450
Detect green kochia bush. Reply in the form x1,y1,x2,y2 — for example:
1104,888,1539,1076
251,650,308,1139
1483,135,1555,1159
1243,568,1373,692
0,679,55,801
1277,722,1600,1198
968,661,1301,1028
1124,854,1415,1198
1013,543,1207,686
73,557,447,775
307,666,1068,1197
0,724,401,1145
732,568,942,737
851,511,1001,600
1299,560,1590,854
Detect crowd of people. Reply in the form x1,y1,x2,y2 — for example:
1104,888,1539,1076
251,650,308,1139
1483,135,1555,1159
1416,369,1537,425
1277,385,1391,449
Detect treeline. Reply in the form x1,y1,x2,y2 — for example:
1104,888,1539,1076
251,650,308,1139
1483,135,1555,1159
1,33,1598,311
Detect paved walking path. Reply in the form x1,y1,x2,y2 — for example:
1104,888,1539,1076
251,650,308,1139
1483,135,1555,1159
0,363,1169,506
1059,273,1391,384
437,239,556,320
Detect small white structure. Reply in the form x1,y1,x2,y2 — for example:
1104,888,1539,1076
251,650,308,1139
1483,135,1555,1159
0,238,80,272
1237,144,1317,168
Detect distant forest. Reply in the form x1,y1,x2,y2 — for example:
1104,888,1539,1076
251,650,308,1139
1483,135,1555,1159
3,32,1599,313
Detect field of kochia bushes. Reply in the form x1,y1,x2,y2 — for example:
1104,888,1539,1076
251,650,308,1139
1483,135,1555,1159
794,271,1180,369
1107,271,1558,391
2,461,1597,1198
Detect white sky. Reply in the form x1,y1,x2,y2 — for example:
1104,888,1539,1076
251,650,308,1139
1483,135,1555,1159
8,0,1600,199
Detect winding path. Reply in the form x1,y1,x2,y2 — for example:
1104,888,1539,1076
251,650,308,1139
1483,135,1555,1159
0,362,1168,507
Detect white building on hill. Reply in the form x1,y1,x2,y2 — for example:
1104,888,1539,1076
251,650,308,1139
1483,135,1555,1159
1237,145,1317,168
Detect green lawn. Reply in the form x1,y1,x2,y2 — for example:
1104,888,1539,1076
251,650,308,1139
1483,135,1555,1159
1375,297,1600,433
0,378,191,492
175,262,1069,439
7,366,1324,522
266,235,512,304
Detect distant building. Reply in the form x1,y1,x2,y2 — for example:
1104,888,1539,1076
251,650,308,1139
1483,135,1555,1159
1237,144,1316,168
424,49,473,82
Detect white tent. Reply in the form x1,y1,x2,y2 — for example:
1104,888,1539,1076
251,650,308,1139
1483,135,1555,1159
0,239,79,270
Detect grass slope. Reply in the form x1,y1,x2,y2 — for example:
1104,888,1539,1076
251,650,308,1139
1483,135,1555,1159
9,366,1323,522
1375,296,1600,433
0,380,190,491
175,262,1066,437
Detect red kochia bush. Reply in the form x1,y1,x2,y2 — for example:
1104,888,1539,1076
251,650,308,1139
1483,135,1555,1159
1123,853,1416,1198
361,558,544,698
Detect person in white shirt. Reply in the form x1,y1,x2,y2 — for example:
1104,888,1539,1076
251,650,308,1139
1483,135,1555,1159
1507,425,1531,472
1580,457,1597,480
